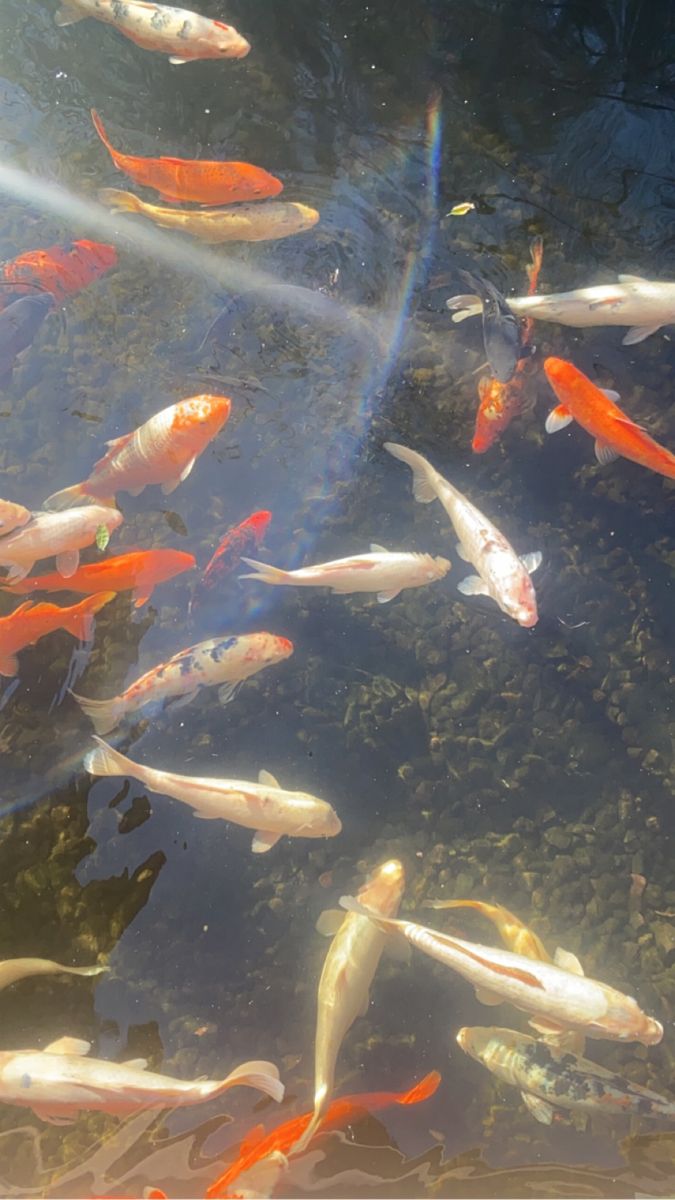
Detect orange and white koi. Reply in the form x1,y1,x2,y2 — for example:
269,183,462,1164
71,631,293,734
46,395,231,510
98,190,319,244
54,0,250,62
0,592,115,677
338,899,663,1047
85,737,341,853
241,546,450,604
0,507,123,583
385,443,541,627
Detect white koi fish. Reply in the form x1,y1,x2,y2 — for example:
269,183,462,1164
240,546,450,604
446,275,675,346
53,0,250,63
292,860,406,1154
71,631,293,734
0,507,123,583
338,899,663,1047
84,737,341,853
384,443,541,627
457,1026,675,1125
0,958,106,991
0,1035,283,1124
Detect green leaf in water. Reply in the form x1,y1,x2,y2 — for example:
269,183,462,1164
95,524,110,552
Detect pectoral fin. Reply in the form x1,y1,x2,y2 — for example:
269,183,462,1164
370,542,388,553
553,946,585,976
377,589,400,603
251,830,282,854
56,549,79,578
475,987,502,1006
618,274,647,284
622,323,662,345
258,769,280,787
601,388,621,402
218,681,240,706
54,5,86,24
44,1036,91,1056
520,551,542,575
122,1058,148,1070
456,542,472,562
545,405,573,433
316,910,344,937
33,1107,76,1125
457,575,489,597
169,57,189,64
169,689,199,711
528,1016,566,1035
521,1091,554,1125
594,439,620,466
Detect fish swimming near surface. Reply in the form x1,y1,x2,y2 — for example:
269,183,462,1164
544,357,675,479
458,271,524,383
91,110,282,205
384,443,541,627
0,499,31,535
45,395,231,510
0,294,54,385
98,190,320,244
241,546,451,604
71,631,293,733
53,0,251,62
0,240,117,307
457,1026,675,1125
448,274,675,346
84,737,341,853
424,898,552,963
206,1069,441,1198
0,592,116,677
291,860,407,1156
338,898,663,1047
0,958,107,992
0,507,123,583
0,1034,283,1124
1,548,196,607
190,511,271,616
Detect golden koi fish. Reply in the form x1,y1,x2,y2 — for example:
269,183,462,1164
99,189,319,243
54,0,250,63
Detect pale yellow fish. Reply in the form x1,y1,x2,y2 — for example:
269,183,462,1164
98,189,319,244
448,202,475,217
241,545,450,604
291,860,406,1155
0,958,106,991
424,899,551,962
0,507,123,582
53,0,250,62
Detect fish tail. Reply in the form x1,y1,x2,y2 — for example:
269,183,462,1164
83,733,137,776
62,592,116,642
98,189,143,214
55,962,109,977
90,109,117,161
424,898,484,913
73,690,126,735
445,294,483,322
43,482,88,511
239,557,291,585
290,1105,325,1156
397,1070,442,1105
383,443,438,504
215,1060,285,1104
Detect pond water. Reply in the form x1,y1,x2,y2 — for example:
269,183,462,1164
1,1,675,1196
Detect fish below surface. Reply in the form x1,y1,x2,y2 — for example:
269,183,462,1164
54,0,251,62
240,546,450,603
99,189,319,243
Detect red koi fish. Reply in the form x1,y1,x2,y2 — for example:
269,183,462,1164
1,549,196,607
206,1070,441,1199
544,357,675,478
190,510,271,615
0,592,116,677
472,236,543,453
0,240,117,308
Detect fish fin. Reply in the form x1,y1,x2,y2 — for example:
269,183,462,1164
133,590,151,608
369,542,388,553
601,388,621,402
33,1107,77,1125
218,681,241,706
545,405,573,433
217,1061,284,1104
594,439,620,466
528,1016,566,1035
398,1070,442,1105
377,589,400,603
553,946,585,976
168,688,199,711
44,1036,91,1056
104,432,133,451
178,457,197,484
622,323,661,345
474,987,502,1006
56,549,79,578
122,1058,149,1070
520,551,542,575
521,1091,554,1125
252,830,282,853
54,4,86,25
161,471,188,495
446,296,483,322
72,692,125,736
44,483,87,510
4,564,30,583
455,542,472,562
237,1123,267,1157
239,557,289,585
126,485,144,497
62,592,115,642
316,909,344,936
383,443,437,504
84,736,135,780
618,273,647,283
457,574,489,597
384,935,411,964
169,56,189,65
258,768,280,787
0,653,19,677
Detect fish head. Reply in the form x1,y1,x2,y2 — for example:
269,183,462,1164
456,1026,516,1065
597,986,663,1045
358,859,405,917
503,572,538,628
261,634,294,664
203,21,251,59
543,356,578,398
248,511,273,541
73,241,118,274
171,395,232,446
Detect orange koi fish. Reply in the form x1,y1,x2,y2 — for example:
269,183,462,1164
1,549,196,607
544,357,675,478
190,511,271,615
0,240,117,308
472,236,543,453
46,395,231,510
206,1070,441,1199
91,111,282,206
0,592,115,677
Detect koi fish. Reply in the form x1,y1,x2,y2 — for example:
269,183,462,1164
338,898,663,1046
0,1034,282,1125
544,357,675,479
424,899,552,962
206,1070,441,1199
0,240,117,307
472,237,543,453
292,860,406,1156
45,395,231,510
91,110,282,205
98,190,319,244
190,511,271,615
0,592,116,677
1,548,196,607
0,507,123,583
0,499,31,535
384,443,541,627
459,271,523,383
457,1026,675,1125
240,546,450,604
85,737,341,853
0,294,53,386
71,631,293,733
0,958,106,991
448,274,675,345
54,0,250,62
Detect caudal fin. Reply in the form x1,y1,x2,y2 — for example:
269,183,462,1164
98,188,143,214
83,734,137,778
61,592,116,642
90,109,116,158
396,1070,442,1105
239,557,291,585
215,1060,284,1104
44,483,88,511
290,1105,325,1156
72,692,126,735
383,443,438,504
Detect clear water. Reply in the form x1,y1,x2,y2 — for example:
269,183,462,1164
1,1,675,1196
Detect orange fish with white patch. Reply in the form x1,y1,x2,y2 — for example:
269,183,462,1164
45,395,231,510
0,592,115,677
